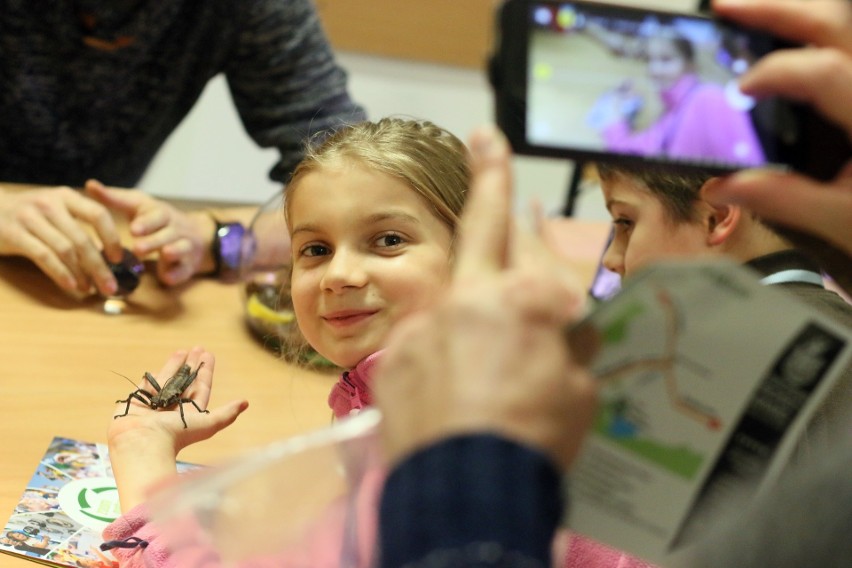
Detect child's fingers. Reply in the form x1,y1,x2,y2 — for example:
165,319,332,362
149,350,189,387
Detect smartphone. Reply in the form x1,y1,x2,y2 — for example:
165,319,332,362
490,0,850,179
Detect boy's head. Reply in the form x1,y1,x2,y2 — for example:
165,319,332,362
596,162,785,278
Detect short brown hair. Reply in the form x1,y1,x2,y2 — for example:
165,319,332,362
596,162,715,223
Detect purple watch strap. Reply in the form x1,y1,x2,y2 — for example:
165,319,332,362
214,221,253,282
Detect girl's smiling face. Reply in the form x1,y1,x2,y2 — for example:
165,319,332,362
288,162,454,368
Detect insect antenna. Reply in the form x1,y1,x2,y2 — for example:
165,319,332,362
111,370,141,389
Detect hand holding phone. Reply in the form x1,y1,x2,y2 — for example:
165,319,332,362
490,0,851,179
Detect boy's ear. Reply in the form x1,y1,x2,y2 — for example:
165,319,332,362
701,178,741,247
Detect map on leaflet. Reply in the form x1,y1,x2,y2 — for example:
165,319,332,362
593,285,723,480
563,259,852,564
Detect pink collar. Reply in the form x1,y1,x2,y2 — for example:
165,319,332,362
327,351,385,419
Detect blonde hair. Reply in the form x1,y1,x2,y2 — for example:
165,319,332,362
279,118,470,369
285,117,469,232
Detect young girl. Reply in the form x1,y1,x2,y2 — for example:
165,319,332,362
101,118,468,567
101,118,647,568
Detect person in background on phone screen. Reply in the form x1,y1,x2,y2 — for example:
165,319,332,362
586,22,765,167
372,0,852,567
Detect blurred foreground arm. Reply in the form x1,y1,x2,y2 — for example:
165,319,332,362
374,127,597,567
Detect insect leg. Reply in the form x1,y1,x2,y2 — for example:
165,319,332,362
114,389,155,419
175,398,210,429
144,372,163,393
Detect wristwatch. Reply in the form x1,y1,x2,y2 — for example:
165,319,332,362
212,221,256,282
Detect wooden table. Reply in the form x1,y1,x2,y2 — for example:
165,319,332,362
0,256,339,567
0,213,610,567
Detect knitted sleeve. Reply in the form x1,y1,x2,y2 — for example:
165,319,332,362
224,0,367,182
378,434,563,568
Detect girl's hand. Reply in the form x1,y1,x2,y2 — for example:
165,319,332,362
107,347,248,512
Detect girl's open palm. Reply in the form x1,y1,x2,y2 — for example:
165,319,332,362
107,347,248,512
108,348,247,453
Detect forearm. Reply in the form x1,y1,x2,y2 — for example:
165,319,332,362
109,433,179,514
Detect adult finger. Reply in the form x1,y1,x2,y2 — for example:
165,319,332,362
17,209,90,291
157,256,195,287
10,229,79,291
706,168,852,256
85,180,168,255
455,126,514,280
737,47,852,136
85,179,142,218
57,200,122,295
78,181,126,263
712,0,852,52
126,207,171,241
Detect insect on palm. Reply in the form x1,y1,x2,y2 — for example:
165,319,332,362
114,363,210,429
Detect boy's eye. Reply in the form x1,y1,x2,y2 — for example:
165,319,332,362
300,244,331,257
613,218,633,232
375,233,405,248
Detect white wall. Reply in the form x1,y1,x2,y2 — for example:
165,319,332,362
139,0,703,216
137,1,707,217
137,51,610,220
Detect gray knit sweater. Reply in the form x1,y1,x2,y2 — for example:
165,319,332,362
0,0,366,188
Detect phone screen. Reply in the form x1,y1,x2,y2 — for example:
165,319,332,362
525,1,777,171
492,0,850,179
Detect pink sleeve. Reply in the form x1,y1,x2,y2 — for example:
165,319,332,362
101,467,386,568
560,531,659,568
102,504,203,568
666,87,766,165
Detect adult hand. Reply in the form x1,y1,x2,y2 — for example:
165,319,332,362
707,0,852,292
373,127,597,472
107,347,248,512
0,185,123,296
85,180,216,286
